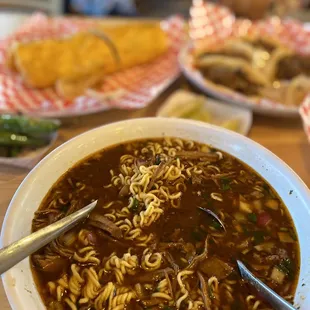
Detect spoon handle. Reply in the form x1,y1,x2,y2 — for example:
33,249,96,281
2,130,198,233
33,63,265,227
237,260,296,310
0,200,97,275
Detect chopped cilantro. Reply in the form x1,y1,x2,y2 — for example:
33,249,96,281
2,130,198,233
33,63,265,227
248,213,257,223
221,178,231,191
61,204,70,213
289,229,297,241
277,258,295,280
191,228,206,241
263,183,276,198
208,285,214,298
130,198,140,214
211,220,221,230
252,231,265,244
241,224,249,235
155,154,161,165
202,194,213,207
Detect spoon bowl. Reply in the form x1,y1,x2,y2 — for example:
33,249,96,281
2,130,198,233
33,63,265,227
198,207,226,231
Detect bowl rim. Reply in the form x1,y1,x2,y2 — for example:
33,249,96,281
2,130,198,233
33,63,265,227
1,117,310,309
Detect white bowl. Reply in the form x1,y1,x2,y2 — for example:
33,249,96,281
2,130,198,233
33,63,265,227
156,89,252,136
1,117,310,309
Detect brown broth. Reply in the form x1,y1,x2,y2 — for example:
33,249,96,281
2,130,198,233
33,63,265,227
31,138,300,310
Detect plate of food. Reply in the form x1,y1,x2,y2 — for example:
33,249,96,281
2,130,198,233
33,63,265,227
300,94,310,142
0,13,186,117
1,118,310,309
180,2,310,116
0,114,59,168
157,89,252,135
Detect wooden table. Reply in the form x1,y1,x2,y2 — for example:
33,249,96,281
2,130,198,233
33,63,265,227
0,13,310,310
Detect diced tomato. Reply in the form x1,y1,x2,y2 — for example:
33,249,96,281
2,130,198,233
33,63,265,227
257,212,272,227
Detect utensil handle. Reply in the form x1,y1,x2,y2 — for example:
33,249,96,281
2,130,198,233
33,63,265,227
0,200,97,275
237,260,296,310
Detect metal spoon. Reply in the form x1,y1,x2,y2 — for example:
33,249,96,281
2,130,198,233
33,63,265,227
0,200,97,275
198,207,296,309
198,207,226,231
237,260,297,310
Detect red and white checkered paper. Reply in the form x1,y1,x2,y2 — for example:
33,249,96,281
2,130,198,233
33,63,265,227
184,1,310,117
0,14,186,118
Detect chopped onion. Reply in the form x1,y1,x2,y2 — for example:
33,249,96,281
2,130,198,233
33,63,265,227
251,264,269,271
237,239,250,249
265,199,279,210
280,227,288,232
271,267,285,284
254,242,274,253
253,199,263,211
242,249,250,255
278,232,295,243
234,212,246,222
239,196,252,213
61,230,77,246
235,223,243,233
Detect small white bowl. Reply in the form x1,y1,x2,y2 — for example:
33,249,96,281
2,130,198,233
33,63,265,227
1,117,310,309
156,89,252,135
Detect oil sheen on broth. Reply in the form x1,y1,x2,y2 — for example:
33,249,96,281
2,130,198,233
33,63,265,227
31,138,300,310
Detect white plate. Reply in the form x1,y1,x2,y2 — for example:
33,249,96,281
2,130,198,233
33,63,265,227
0,14,186,118
156,89,252,135
1,118,310,309
179,44,300,117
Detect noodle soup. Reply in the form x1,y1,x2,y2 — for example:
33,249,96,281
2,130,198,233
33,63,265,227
31,138,300,310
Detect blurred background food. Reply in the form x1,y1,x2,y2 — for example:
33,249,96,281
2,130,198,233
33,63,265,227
68,0,308,19
0,114,59,158
157,90,252,135
193,36,310,107
7,22,168,99
0,0,309,167
0,4,310,310
0,0,308,19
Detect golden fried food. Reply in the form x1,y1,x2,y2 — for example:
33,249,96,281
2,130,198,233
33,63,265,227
95,23,168,73
8,23,168,90
55,67,105,100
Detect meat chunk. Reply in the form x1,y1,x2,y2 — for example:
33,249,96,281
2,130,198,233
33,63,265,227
201,66,260,96
32,254,66,273
88,213,122,239
131,268,174,283
198,257,233,280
